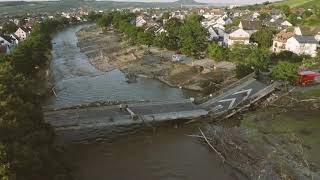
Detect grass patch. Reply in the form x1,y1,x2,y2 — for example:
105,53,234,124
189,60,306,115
242,84,320,164
274,0,316,8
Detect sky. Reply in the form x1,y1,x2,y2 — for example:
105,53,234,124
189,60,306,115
0,0,281,3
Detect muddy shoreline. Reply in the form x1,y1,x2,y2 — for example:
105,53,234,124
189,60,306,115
76,26,236,94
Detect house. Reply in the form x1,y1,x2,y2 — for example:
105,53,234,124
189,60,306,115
14,27,30,41
315,32,320,42
286,36,318,57
239,20,262,34
208,26,219,40
9,34,19,44
135,15,147,27
253,12,260,19
224,28,251,46
223,20,262,47
216,16,232,26
281,20,293,27
171,10,186,20
0,44,7,54
272,30,296,53
207,26,225,41
0,34,15,54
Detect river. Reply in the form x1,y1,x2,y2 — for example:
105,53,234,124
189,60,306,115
48,25,245,180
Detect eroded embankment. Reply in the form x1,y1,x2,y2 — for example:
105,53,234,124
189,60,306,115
76,26,236,93
199,85,320,179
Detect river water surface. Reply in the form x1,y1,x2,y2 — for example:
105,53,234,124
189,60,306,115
48,25,245,180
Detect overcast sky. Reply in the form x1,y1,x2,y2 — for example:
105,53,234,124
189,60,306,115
0,0,281,4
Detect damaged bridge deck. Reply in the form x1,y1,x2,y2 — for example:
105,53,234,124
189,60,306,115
45,100,208,131
44,77,279,142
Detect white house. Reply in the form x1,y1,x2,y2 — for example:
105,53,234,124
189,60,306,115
9,34,20,44
208,26,219,40
272,31,296,53
224,28,251,46
281,20,293,27
315,32,320,42
239,20,261,34
253,12,260,19
0,35,14,54
14,27,30,41
216,16,232,26
135,15,147,27
286,36,318,57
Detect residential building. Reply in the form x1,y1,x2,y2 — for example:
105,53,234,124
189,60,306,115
281,20,293,27
286,36,318,57
224,28,250,46
135,15,147,27
272,30,296,53
14,27,30,41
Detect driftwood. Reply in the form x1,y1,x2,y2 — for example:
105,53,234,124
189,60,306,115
199,128,225,163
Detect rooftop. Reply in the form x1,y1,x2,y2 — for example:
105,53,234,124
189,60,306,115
294,35,318,44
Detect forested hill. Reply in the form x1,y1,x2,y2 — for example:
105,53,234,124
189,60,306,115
0,0,206,15
273,0,320,8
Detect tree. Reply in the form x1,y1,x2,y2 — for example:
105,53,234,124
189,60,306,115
271,61,299,83
207,43,228,61
250,27,276,48
259,12,271,20
153,32,169,48
1,21,18,34
244,47,270,71
97,14,113,27
228,45,253,62
281,5,291,17
137,31,154,47
164,18,183,50
162,12,170,20
287,14,300,26
87,11,102,21
235,63,254,78
179,14,208,58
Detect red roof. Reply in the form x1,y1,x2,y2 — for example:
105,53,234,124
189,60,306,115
299,71,320,77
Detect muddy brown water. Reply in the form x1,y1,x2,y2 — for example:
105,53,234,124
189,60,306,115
49,25,246,180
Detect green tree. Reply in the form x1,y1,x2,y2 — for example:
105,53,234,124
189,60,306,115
259,12,271,20
97,14,113,27
250,27,276,48
179,14,208,58
207,43,228,61
153,32,169,48
1,21,18,34
228,45,253,62
287,14,299,26
271,61,299,83
164,18,183,50
87,11,102,21
244,47,270,71
162,12,170,20
281,5,291,17
137,31,154,47
235,63,254,78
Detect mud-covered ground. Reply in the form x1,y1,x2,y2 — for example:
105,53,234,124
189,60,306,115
201,85,320,179
76,26,236,93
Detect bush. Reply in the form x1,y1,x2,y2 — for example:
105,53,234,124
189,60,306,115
207,43,228,61
271,61,299,83
235,63,254,79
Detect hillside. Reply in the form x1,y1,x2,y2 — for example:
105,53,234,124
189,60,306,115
274,0,320,8
0,0,206,15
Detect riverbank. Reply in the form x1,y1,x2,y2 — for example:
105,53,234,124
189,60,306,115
76,26,236,93
198,85,320,179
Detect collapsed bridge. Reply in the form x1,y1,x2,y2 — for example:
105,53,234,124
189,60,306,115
45,76,279,142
